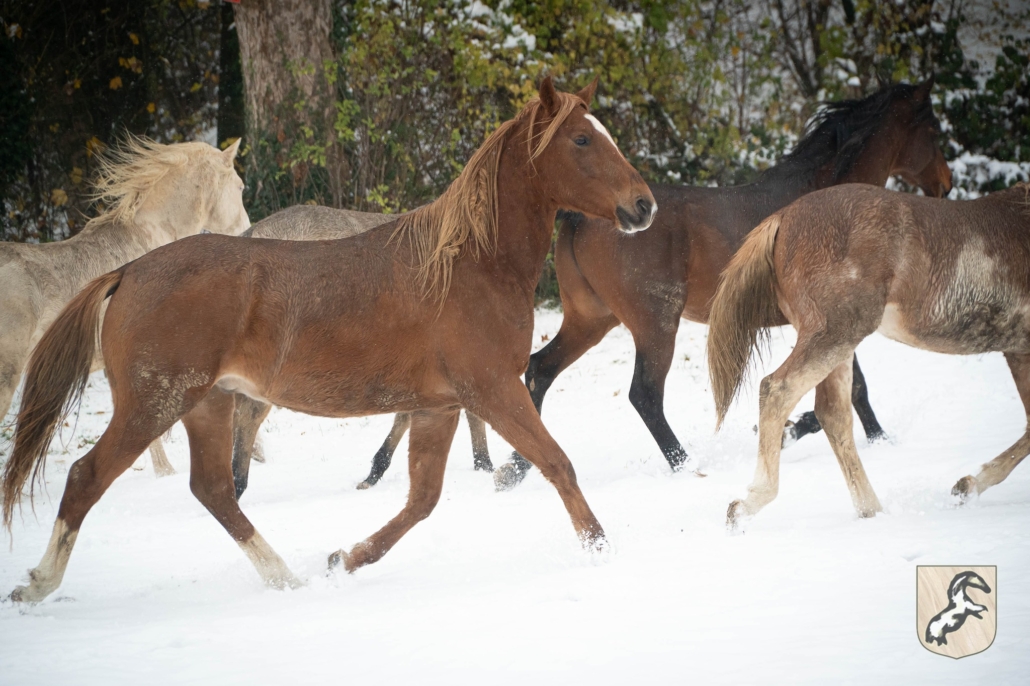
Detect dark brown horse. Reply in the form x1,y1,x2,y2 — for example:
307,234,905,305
1,78,655,602
708,182,1030,527
493,79,954,490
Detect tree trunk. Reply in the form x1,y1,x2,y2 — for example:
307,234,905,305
233,0,347,209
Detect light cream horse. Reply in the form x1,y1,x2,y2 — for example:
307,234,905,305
0,137,250,474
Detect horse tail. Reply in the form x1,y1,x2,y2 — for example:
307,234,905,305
2,269,124,530
707,214,782,430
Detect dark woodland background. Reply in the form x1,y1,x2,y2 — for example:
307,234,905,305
1,0,1027,298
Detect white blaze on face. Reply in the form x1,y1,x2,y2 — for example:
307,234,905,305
585,114,617,148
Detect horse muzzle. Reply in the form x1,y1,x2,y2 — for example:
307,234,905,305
616,197,657,233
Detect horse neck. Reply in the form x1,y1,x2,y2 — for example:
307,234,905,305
71,215,176,268
835,123,903,188
484,141,560,296
752,120,901,216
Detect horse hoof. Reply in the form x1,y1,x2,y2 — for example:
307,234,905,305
355,480,372,491
726,500,748,531
866,430,889,445
580,531,609,553
9,584,43,604
781,421,798,449
328,549,352,572
473,458,495,473
493,462,525,492
951,476,977,503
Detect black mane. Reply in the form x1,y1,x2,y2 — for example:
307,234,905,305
762,82,937,186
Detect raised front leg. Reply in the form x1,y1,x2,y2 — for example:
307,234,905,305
330,408,459,572
481,379,605,548
357,412,412,490
494,311,618,491
953,353,1030,500
783,355,886,447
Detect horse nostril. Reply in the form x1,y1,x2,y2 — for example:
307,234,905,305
635,197,652,219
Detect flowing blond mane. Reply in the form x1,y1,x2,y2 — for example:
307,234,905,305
89,135,212,227
393,92,584,299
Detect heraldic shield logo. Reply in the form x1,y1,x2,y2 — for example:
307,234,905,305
917,566,997,659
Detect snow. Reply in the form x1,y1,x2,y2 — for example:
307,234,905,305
2,310,1029,684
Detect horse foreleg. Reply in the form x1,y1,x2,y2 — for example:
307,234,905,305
814,356,882,517
954,352,1030,500
231,394,271,500
466,411,493,472
357,412,412,490
495,310,618,491
481,380,606,549
186,387,299,589
332,408,459,572
10,420,155,603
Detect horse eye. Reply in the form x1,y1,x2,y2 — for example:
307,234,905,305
575,135,589,147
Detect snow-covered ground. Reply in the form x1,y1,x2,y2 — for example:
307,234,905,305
2,310,1028,684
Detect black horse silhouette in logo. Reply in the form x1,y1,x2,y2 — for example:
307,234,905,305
925,571,991,646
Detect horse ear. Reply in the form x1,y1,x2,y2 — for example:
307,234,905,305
538,76,559,117
576,77,599,107
222,138,242,165
913,75,934,101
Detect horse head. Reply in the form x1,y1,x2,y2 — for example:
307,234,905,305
888,76,953,198
529,76,655,233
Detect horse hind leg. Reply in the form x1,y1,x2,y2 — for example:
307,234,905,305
231,394,272,500
954,352,1030,501
357,412,412,490
783,356,887,448
148,438,176,477
727,339,856,529
10,418,158,603
467,411,493,472
185,387,298,589
331,408,459,572
813,356,882,517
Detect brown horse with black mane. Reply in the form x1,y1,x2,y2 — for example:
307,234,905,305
493,78,953,490
708,182,1030,528
1,77,655,602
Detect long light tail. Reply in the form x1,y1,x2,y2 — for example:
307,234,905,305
2,270,123,530
707,214,782,429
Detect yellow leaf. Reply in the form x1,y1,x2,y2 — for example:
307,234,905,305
109,76,123,90
73,78,81,89
86,136,106,158
51,189,68,207
71,167,84,185
129,32,139,45
190,82,202,93
146,102,156,114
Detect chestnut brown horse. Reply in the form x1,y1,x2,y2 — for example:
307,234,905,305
228,205,493,498
1,77,655,602
708,182,1030,528
494,79,954,490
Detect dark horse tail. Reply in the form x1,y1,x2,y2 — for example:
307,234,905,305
2,269,123,530
707,214,782,430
